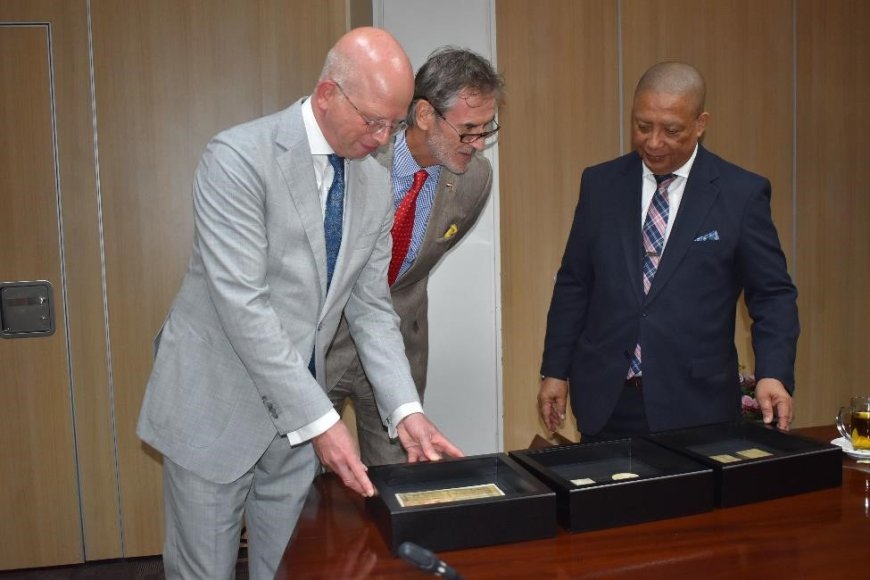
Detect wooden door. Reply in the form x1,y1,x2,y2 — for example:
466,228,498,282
0,24,82,569
0,1,352,567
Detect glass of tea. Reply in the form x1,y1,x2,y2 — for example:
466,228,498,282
837,396,870,450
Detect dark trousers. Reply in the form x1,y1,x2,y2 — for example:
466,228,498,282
581,381,650,442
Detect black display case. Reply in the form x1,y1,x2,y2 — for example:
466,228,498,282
366,453,556,554
645,421,843,507
509,438,714,532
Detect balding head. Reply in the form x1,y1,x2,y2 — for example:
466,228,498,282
630,62,710,174
313,28,414,158
320,27,413,95
634,62,706,117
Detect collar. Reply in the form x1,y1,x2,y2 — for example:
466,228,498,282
393,130,439,178
641,144,698,180
302,97,334,156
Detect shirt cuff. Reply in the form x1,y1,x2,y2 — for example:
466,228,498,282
286,408,341,446
386,402,424,439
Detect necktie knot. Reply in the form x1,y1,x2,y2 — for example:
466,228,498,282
654,173,674,185
328,153,344,178
410,169,428,194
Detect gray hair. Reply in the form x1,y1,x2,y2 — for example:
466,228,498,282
319,45,351,86
409,46,505,126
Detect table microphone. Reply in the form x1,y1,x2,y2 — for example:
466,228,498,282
398,541,462,579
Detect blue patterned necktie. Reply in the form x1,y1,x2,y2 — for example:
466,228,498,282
627,173,676,379
309,154,344,378
324,154,345,290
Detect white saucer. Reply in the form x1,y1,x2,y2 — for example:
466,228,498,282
830,437,870,460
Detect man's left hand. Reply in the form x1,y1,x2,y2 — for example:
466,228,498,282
754,378,793,430
397,413,464,462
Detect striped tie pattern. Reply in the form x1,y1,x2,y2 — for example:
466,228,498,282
627,173,676,378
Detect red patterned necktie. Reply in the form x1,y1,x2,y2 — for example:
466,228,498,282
388,170,429,285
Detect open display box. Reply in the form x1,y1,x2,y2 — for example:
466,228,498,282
366,453,556,553
510,437,714,532
646,421,842,507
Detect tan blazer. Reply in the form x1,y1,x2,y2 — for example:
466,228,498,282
326,145,493,399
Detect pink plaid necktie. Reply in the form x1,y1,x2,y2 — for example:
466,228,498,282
627,173,676,379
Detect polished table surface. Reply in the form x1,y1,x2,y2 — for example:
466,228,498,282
276,426,870,578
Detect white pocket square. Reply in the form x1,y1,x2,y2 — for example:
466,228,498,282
694,230,720,242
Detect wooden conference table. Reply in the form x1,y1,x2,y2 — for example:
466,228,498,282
276,426,870,578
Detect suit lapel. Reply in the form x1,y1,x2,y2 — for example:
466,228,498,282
646,146,720,303
275,101,328,297
617,155,645,303
393,168,456,290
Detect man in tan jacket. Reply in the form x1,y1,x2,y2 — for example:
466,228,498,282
327,47,504,465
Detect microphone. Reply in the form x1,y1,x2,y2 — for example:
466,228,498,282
398,542,462,579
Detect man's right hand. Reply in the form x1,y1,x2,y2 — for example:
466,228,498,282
312,420,374,498
538,377,569,433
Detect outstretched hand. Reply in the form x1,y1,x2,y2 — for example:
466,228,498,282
397,413,464,463
312,420,374,497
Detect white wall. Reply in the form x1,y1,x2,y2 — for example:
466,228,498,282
374,0,502,455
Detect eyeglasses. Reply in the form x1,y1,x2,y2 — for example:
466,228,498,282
432,106,500,144
333,82,408,136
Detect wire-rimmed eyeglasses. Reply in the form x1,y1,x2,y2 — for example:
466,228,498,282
432,106,500,144
333,81,408,136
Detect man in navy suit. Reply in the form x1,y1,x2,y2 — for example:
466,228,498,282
538,62,799,440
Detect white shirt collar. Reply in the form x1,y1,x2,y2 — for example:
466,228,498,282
301,97,334,156
641,144,698,180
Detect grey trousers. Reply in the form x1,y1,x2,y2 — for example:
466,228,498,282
162,435,319,580
328,356,409,466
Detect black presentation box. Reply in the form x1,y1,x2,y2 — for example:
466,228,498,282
366,453,556,554
509,438,714,532
645,421,843,507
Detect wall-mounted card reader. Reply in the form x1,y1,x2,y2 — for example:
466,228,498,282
0,281,56,338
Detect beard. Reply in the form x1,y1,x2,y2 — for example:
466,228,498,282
425,129,475,174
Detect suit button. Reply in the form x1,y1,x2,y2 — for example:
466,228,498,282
641,312,648,318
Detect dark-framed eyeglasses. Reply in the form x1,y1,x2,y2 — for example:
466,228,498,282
432,106,500,144
333,81,408,136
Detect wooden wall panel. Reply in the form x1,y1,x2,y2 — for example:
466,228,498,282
795,0,870,426
497,0,619,450
91,0,346,557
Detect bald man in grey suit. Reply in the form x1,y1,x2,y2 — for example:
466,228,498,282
137,28,461,580
327,47,504,465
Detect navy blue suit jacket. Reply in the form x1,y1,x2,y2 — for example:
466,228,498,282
541,146,799,435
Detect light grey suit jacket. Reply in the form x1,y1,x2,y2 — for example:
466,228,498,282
137,100,418,484
326,145,492,397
